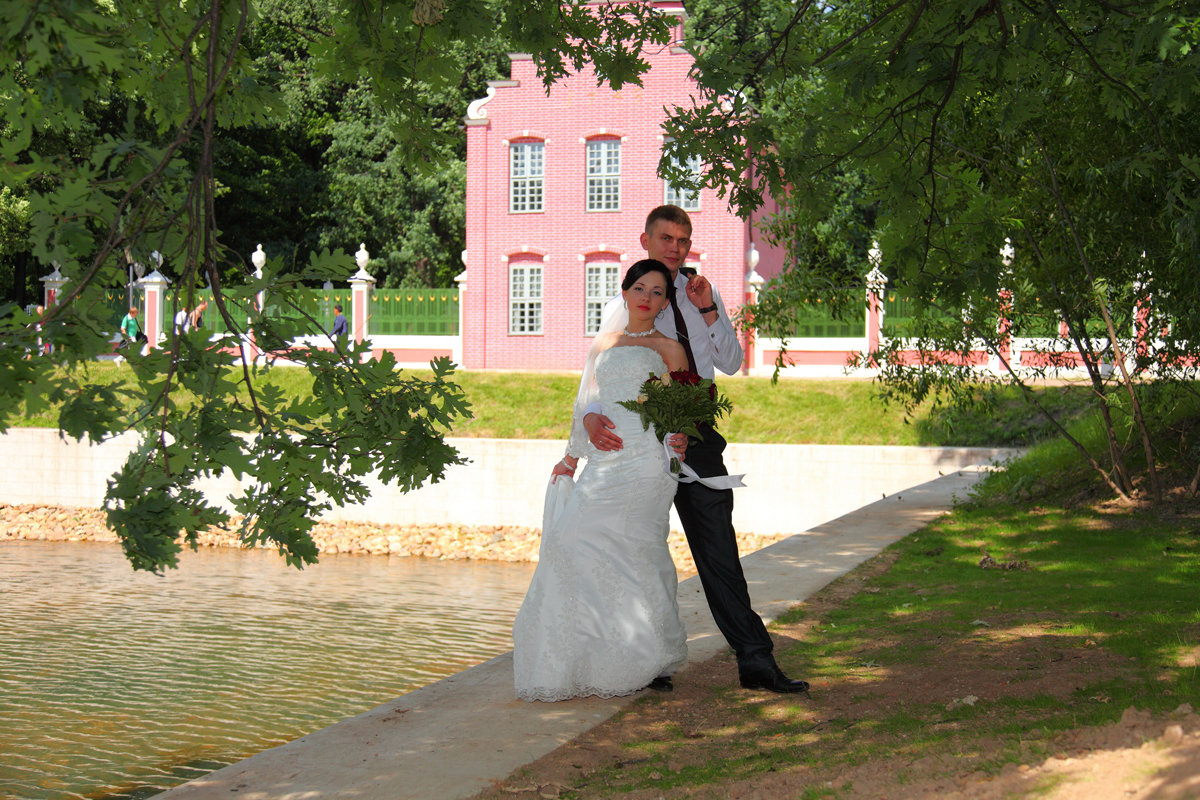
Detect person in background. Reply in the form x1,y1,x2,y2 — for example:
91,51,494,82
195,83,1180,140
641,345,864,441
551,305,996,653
187,300,208,332
175,300,208,336
119,307,146,351
330,304,349,348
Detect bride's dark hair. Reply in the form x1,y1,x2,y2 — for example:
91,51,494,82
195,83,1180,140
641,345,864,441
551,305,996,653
622,259,676,307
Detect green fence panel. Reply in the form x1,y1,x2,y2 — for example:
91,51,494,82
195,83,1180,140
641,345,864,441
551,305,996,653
1012,314,1064,338
99,289,132,330
371,289,459,336
261,289,352,335
885,291,1074,339
881,291,962,337
794,301,864,338
193,289,258,336
763,298,865,339
163,287,457,338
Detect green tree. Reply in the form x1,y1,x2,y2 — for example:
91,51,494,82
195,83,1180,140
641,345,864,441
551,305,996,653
0,187,34,306
0,0,671,571
209,0,511,288
669,0,1200,500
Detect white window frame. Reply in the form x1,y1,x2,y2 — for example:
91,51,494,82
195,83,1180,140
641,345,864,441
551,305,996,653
510,142,544,213
584,260,621,336
663,141,702,211
509,261,543,334
586,139,621,212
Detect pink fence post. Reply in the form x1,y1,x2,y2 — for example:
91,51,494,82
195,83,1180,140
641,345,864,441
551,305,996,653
244,244,267,363
38,265,68,355
350,244,376,350
743,243,762,375
454,254,468,366
994,239,1015,374
136,268,170,349
40,264,67,309
864,242,888,364
1133,266,1152,365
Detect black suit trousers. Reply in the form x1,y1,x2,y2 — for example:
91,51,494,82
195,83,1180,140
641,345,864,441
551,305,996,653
674,424,774,665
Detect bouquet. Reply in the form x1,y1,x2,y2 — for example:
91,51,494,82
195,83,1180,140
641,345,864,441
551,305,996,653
617,370,734,473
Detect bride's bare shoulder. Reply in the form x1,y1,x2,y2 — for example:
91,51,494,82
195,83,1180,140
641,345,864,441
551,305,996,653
657,338,687,371
592,331,621,351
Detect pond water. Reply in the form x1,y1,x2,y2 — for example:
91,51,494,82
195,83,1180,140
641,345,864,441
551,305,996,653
0,541,535,800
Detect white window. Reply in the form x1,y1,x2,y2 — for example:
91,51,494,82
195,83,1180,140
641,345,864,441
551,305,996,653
510,142,544,213
509,261,543,334
663,142,702,211
586,139,620,211
584,260,621,335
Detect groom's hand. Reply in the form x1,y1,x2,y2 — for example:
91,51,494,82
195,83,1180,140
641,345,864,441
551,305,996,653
685,274,716,318
584,412,623,451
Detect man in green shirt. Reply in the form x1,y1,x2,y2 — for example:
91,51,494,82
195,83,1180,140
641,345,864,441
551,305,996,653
119,307,146,351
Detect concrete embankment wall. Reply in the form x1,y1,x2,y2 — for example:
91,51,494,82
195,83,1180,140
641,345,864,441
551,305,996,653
0,429,1012,534
0,428,1014,535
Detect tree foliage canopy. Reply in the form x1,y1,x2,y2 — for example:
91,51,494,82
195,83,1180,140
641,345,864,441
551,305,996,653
670,0,1200,499
0,0,671,571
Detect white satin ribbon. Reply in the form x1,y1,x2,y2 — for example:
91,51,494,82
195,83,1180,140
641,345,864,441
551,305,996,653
662,436,746,490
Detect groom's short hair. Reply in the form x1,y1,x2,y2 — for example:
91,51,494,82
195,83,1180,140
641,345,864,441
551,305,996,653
645,204,692,235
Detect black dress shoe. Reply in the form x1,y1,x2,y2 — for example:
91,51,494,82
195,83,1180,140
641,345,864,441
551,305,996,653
738,664,810,694
647,675,674,692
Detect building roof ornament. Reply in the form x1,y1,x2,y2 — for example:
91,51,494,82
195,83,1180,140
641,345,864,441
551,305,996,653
466,86,496,120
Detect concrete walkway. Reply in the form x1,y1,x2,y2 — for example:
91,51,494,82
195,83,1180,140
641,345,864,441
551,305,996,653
157,465,992,800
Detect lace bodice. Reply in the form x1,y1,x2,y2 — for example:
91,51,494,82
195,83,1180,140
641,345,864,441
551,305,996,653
566,344,667,460
595,345,666,407
594,346,667,456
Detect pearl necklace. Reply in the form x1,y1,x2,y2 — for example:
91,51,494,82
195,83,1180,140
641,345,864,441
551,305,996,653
623,328,655,338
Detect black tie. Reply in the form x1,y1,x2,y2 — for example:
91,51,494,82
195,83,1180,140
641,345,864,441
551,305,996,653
671,269,698,374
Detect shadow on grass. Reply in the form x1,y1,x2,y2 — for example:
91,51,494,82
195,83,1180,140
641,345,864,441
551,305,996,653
486,500,1200,799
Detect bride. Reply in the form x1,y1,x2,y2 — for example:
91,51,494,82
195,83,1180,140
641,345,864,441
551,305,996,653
513,259,690,702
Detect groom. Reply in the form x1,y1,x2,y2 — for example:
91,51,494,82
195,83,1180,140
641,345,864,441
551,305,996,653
585,204,810,695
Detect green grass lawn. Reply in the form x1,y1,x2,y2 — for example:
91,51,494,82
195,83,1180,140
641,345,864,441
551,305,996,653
5,361,1102,448
565,495,1200,797
489,395,1200,797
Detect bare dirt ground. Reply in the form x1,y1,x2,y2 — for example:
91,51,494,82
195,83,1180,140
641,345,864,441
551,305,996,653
473,555,1200,800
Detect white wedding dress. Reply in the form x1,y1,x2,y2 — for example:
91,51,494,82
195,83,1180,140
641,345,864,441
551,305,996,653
513,345,688,701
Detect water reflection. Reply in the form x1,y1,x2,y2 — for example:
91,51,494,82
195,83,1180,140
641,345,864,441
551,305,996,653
0,541,535,800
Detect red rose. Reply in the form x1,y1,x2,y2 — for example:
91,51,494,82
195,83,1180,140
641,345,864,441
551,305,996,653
669,370,701,386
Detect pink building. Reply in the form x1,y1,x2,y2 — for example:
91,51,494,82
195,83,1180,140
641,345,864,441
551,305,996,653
460,1,784,371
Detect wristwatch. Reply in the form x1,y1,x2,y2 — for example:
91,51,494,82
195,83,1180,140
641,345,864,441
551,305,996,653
697,304,718,314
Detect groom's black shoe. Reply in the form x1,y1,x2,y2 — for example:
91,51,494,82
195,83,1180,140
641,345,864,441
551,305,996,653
647,676,674,692
738,663,810,694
